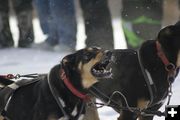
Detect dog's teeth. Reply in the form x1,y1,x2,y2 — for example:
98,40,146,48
105,70,109,73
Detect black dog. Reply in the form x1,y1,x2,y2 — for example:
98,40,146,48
90,22,180,120
0,47,112,120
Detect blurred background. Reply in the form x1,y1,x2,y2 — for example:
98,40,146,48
0,0,180,119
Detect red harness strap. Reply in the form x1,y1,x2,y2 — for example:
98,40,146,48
156,41,176,72
156,41,177,105
60,69,90,101
0,74,15,79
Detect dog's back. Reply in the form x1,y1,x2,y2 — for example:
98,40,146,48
0,75,53,120
2,76,56,120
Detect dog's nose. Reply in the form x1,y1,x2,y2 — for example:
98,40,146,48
91,46,102,50
105,50,112,57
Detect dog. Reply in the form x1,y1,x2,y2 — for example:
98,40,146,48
90,22,180,120
0,47,113,120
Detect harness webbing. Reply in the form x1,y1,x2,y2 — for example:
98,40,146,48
0,78,40,116
137,51,157,107
47,68,87,119
47,73,70,119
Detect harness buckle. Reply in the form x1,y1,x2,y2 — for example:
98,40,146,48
15,74,20,79
6,74,14,79
165,63,176,72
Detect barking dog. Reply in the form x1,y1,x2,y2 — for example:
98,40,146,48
0,47,112,120
90,22,180,120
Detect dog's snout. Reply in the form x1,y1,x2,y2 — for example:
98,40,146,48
105,50,112,57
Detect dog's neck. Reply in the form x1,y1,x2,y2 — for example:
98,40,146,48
139,40,176,101
47,65,87,118
48,65,82,103
60,68,90,101
140,40,178,77
139,40,179,100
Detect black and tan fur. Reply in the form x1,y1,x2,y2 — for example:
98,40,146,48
0,47,112,120
92,22,180,120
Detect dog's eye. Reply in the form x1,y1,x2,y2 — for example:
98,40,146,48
83,53,92,61
83,56,89,61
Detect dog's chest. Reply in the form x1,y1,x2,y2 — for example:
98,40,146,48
47,99,85,120
54,114,84,120
47,102,85,120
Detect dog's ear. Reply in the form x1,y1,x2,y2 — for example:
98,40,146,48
62,54,76,67
157,25,173,43
158,21,180,42
61,54,77,77
157,22,180,49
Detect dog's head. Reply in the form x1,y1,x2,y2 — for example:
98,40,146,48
157,21,180,69
61,47,113,89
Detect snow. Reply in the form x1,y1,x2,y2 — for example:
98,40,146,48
0,16,180,120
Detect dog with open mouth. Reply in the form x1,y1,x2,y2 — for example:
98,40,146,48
0,47,113,120
90,22,180,120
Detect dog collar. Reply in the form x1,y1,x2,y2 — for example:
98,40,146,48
156,41,177,105
60,69,90,101
156,41,176,72
156,41,177,84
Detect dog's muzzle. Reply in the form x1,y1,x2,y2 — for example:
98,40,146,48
91,50,113,78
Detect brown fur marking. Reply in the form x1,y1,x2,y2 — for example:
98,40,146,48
79,52,103,88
